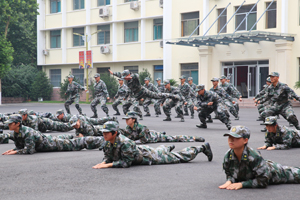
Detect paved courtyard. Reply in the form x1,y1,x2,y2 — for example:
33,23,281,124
1,103,300,200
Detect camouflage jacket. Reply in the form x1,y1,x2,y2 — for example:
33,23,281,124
22,115,40,131
162,86,185,103
94,80,109,98
144,83,159,93
195,90,222,109
178,82,194,100
220,82,240,99
156,84,165,93
255,84,268,99
264,125,300,149
210,86,233,102
223,145,269,188
114,84,128,99
189,83,197,91
74,115,101,136
229,83,241,98
113,72,142,95
66,81,85,97
120,122,151,144
259,82,300,105
102,133,144,168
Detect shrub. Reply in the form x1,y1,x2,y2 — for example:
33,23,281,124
169,79,179,87
30,71,53,101
295,81,300,89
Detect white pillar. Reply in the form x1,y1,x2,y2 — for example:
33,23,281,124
202,0,209,35
281,0,288,33
198,46,212,87
112,0,117,61
275,40,293,83
141,0,146,60
163,0,172,79
37,0,46,66
86,0,91,50
62,0,67,63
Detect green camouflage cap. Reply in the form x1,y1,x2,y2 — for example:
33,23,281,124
144,77,150,81
187,77,193,81
156,78,161,81
19,109,28,115
28,110,36,115
179,75,186,79
163,80,170,85
121,70,130,78
195,84,205,92
223,125,250,139
268,72,279,77
226,74,231,80
68,75,74,78
266,77,271,82
94,73,100,78
4,114,22,124
220,75,227,79
118,78,124,81
264,116,277,125
69,115,79,127
122,111,139,119
56,109,64,117
102,121,119,132
211,77,219,82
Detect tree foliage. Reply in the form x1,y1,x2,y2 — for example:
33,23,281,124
30,71,53,101
139,68,152,84
0,35,14,79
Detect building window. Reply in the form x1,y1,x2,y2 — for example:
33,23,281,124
98,0,110,6
50,69,61,87
125,0,137,2
235,4,257,31
181,12,199,37
124,66,138,74
97,67,110,74
124,21,138,43
73,28,84,47
181,63,198,84
74,0,85,10
50,0,61,13
97,25,110,44
153,18,163,40
217,8,227,33
50,30,61,48
154,65,163,82
72,69,84,85
266,1,276,29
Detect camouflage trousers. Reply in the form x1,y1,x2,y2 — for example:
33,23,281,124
0,133,10,144
137,145,204,165
163,99,183,117
182,98,195,116
154,99,163,115
198,103,230,126
39,118,71,132
261,102,299,127
232,98,239,115
125,99,143,119
143,98,159,114
134,87,165,101
65,94,82,114
224,99,238,118
87,116,118,125
266,160,300,184
145,131,201,143
91,96,109,115
112,97,129,115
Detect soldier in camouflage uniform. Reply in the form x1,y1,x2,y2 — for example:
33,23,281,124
112,78,129,115
226,75,242,117
64,75,87,115
120,111,205,143
220,125,300,190
161,80,185,122
0,113,9,130
185,77,197,116
19,109,70,132
153,78,164,117
178,75,195,119
92,121,213,169
257,72,300,130
90,73,110,118
194,85,231,130
257,116,300,150
1,114,105,155
141,77,160,117
254,77,272,121
220,75,242,120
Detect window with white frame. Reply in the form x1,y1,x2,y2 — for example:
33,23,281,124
72,69,84,85
125,0,137,2
124,21,139,43
50,0,61,13
98,0,110,6
266,1,276,29
97,25,110,44
50,30,61,48
235,4,257,31
124,66,138,74
181,63,199,84
181,12,199,37
73,28,84,47
97,67,110,75
74,0,85,10
153,18,163,40
50,69,61,87
217,8,227,33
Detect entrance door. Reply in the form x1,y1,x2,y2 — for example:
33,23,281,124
248,65,257,97
258,65,269,91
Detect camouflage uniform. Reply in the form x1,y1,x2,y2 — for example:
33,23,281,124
255,83,270,118
112,82,129,115
69,115,104,137
153,79,165,115
64,77,85,114
0,113,9,130
195,85,231,129
102,133,213,168
178,79,195,118
91,74,109,117
142,79,160,116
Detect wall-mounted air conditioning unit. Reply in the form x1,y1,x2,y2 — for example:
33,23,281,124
130,2,139,10
100,45,110,54
159,0,163,8
99,7,109,18
43,49,49,56
160,41,164,48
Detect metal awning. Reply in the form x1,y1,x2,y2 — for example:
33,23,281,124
166,31,295,47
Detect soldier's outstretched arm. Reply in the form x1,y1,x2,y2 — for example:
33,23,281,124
92,162,113,169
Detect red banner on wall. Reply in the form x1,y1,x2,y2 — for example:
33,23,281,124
86,50,93,69
79,51,85,69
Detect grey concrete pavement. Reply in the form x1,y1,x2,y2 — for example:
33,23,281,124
1,103,300,200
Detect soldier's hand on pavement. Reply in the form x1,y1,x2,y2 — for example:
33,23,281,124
207,102,213,106
6,150,17,155
257,146,267,150
266,146,276,150
2,149,16,155
226,183,243,190
219,181,232,189
108,69,113,75
92,162,113,169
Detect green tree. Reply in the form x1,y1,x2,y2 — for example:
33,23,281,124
139,68,152,84
0,35,14,79
59,76,83,100
30,71,53,101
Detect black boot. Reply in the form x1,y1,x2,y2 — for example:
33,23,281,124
144,112,151,117
91,114,98,118
163,116,172,121
196,124,207,128
114,111,120,116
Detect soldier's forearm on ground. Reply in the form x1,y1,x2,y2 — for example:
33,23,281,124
274,143,290,150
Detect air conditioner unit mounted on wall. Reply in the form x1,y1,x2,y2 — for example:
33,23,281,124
130,2,139,10
100,45,110,54
43,49,49,56
99,7,109,18
160,41,163,48
159,0,163,8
